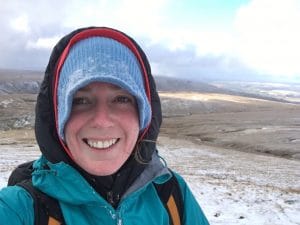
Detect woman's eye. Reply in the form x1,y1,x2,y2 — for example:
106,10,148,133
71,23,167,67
114,96,134,104
72,97,90,106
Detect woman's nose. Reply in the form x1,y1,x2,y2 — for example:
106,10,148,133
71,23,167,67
91,102,114,128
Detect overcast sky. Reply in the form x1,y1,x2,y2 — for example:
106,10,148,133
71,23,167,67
1,0,300,82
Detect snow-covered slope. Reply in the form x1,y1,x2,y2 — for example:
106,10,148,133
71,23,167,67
0,136,299,225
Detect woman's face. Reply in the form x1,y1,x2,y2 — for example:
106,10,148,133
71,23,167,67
64,82,139,176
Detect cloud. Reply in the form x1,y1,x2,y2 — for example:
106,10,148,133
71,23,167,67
233,0,300,78
143,41,258,81
0,0,299,82
0,0,171,70
10,14,30,33
0,1,70,69
144,0,300,81
26,36,61,50
62,0,170,37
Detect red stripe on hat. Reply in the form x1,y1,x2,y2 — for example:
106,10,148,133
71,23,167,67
53,28,152,157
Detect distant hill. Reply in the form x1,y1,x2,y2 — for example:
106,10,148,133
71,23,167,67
0,69,296,103
0,69,43,81
0,69,43,94
0,69,299,130
155,76,226,93
155,76,293,103
0,70,225,94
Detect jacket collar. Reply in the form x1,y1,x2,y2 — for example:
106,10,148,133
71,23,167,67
31,152,170,205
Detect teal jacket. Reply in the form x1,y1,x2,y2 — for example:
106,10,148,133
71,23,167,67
0,154,209,225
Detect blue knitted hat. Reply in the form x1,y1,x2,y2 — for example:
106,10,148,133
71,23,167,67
57,37,151,140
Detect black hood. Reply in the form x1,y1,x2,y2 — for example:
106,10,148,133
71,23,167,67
35,26,162,165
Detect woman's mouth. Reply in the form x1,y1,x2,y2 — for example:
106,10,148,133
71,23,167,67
84,138,119,149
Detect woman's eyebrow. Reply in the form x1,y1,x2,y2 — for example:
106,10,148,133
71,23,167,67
111,85,123,91
77,86,91,92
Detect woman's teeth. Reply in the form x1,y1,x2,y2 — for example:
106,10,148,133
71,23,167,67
87,138,118,149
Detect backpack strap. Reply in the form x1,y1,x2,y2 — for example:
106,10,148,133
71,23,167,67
7,161,34,186
17,179,65,225
154,170,184,225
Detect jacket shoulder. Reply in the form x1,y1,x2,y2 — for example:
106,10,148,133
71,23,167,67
171,172,210,225
0,186,34,225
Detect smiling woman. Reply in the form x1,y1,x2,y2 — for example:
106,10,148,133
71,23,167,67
65,82,140,176
0,26,210,225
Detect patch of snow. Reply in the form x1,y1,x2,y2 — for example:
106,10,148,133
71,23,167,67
0,99,13,108
158,137,300,225
0,144,40,186
13,116,34,128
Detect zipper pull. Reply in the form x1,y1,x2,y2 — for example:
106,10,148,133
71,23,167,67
107,191,120,207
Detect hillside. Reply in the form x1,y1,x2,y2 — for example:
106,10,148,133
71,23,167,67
0,69,299,160
0,69,297,103
0,69,42,94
